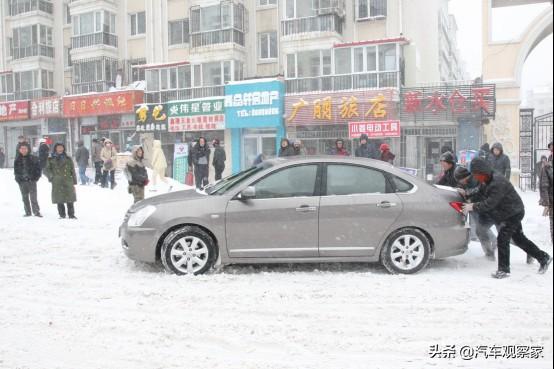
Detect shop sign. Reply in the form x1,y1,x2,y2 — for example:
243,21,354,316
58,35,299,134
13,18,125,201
121,114,136,129
225,80,284,128
99,116,121,130
400,84,496,121
173,143,190,184
167,99,225,132
0,100,29,121
285,90,397,126
135,104,168,132
30,97,62,118
348,120,401,139
63,90,144,118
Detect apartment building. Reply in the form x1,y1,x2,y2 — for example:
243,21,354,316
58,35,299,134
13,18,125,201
1,0,468,176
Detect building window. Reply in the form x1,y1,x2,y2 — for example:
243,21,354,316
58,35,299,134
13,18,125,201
169,19,190,45
356,0,387,20
258,0,277,6
64,47,72,68
64,4,71,25
285,0,315,19
190,3,246,33
258,31,277,60
130,12,146,36
0,74,14,94
73,12,115,35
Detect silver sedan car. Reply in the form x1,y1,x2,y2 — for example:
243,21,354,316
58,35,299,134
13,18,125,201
120,157,469,275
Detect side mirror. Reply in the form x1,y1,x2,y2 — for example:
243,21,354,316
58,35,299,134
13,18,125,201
238,186,256,200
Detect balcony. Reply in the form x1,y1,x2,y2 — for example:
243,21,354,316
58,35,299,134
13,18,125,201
8,0,53,16
145,86,225,104
0,89,56,102
72,81,113,94
285,71,399,94
71,32,118,49
281,14,343,37
10,45,54,60
190,29,245,48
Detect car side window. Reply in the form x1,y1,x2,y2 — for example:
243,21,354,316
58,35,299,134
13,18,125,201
253,165,318,199
326,164,387,195
392,176,414,193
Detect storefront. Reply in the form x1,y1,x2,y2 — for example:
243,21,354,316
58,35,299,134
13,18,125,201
225,79,285,173
285,89,399,157
29,97,70,154
63,90,144,154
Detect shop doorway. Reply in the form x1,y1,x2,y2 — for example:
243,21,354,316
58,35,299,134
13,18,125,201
242,133,276,169
425,138,456,179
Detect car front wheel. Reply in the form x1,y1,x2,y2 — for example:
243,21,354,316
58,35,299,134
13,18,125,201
161,226,215,275
380,229,431,274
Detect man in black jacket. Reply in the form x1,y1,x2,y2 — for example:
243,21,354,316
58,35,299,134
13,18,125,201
488,142,511,180
212,138,226,181
436,152,457,187
464,158,552,278
355,134,379,159
14,143,42,217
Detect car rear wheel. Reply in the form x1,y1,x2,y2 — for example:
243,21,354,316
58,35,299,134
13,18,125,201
381,229,431,274
161,226,215,275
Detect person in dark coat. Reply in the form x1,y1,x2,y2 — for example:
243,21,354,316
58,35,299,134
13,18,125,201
436,152,458,187
212,138,226,181
13,143,42,217
488,142,511,180
190,137,211,189
0,147,5,168
379,143,395,164
539,141,553,244
329,139,349,156
464,158,552,278
278,138,295,157
455,166,497,260
125,146,149,203
478,143,490,160
75,140,91,185
38,140,50,170
45,143,77,219
15,135,28,154
355,134,378,159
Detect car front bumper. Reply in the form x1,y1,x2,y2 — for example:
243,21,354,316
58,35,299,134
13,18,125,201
119,223,158,263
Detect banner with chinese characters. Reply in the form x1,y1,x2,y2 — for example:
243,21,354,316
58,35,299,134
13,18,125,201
135,104,168,132
285,90,398,126
30,97,62,119
0,100,29,122
63,90,144,118
167,99,225,132
400,84,496,121
173,143,189,184
225,80,284,129
349,120,401,139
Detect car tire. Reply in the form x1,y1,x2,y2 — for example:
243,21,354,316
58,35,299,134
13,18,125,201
161,226,216,275
380,228,431,275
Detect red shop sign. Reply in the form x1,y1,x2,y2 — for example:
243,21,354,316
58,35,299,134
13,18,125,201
0,100,29,121
349,120,401,139
63,90,144,118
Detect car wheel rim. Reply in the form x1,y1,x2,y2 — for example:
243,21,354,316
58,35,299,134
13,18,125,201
390,234,425,271
169,236,209,274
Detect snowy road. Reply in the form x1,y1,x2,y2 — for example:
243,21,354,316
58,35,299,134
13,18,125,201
0,169,552,369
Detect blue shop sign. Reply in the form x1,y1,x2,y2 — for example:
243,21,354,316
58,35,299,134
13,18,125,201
224,80,284,128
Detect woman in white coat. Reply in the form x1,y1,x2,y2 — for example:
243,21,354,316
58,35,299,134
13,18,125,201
150,140,168,190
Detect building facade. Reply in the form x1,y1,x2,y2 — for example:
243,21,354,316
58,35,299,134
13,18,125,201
1,0,468,178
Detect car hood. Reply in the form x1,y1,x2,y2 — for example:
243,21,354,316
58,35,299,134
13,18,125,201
131,189,206,210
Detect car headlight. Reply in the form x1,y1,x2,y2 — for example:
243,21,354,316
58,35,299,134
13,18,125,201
128,205,156,227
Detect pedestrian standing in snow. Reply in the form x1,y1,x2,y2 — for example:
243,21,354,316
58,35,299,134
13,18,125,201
539,142,553,244
150,139,169,190
330,139,349,156
0,147,5,168
278,138,295,157
190,137,210,189
355,134,372,159
464,158,552,279
379,143,395,164
455,166,497,260
212,138,226,181
436,152,458,187
91,138,104,185
45,143,77,219
488,142,511,180
125,146,149,203
292,140,307,156
38,139,50,170
101,139,118,189
75,140,91,185
14,143,42,217
15,135,28,154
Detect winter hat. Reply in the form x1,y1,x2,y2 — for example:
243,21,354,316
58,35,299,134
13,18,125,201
360,134,369,142
470,158,493,175
212,138,220,146
491,142,503,154
380,143,390,151
480,143,490,152
454,166,471,181
548,141,553,149
440,151,456,164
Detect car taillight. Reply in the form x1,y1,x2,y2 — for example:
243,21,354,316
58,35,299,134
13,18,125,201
450,201,464,214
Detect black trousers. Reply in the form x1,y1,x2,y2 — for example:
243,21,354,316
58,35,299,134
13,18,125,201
194,165,209,189
57,203,75,218
18,181,40,215
496,213,549,273
214,165,224,181
94,161,103,183
102,170,116,188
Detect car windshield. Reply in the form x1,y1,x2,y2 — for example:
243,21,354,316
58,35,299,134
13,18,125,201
206,164,268,195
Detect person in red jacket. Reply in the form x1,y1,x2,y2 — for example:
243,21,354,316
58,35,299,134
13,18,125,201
380,143,396,164
329,139,349,156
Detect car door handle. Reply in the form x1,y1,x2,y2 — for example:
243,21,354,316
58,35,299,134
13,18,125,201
295,205,317,213
377,201,397,209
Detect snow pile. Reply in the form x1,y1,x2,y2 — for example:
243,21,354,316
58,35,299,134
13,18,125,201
0,169,551,369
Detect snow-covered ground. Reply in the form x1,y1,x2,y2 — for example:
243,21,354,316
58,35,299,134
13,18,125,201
0,168,552,369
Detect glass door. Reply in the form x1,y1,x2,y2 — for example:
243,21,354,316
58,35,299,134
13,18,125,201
242,133,277,170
